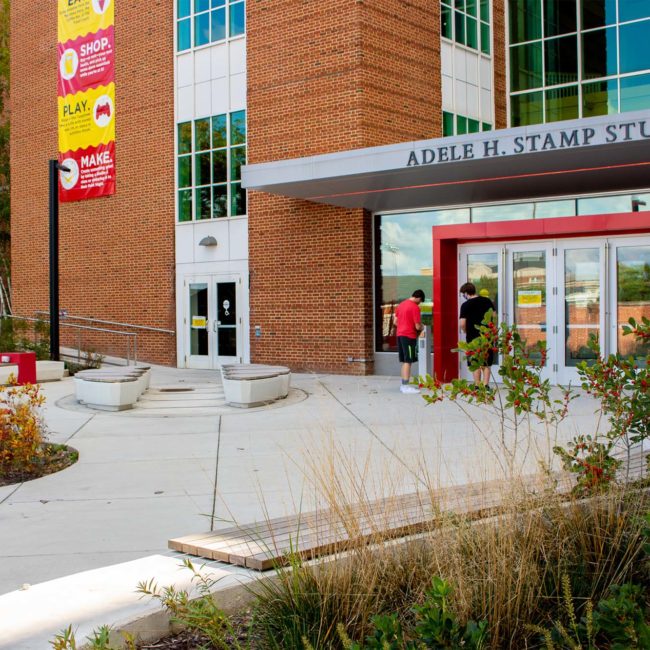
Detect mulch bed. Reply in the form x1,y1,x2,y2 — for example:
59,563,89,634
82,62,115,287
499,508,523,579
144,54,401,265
0,443,79,486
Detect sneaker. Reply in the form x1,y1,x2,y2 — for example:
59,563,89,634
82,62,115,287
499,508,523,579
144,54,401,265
400,384,420,394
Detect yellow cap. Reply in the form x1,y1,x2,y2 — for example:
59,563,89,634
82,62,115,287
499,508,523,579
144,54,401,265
479,288,489,297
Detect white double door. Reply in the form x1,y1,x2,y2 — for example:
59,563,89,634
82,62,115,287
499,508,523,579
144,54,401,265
459,236,650,385
185,274,244,369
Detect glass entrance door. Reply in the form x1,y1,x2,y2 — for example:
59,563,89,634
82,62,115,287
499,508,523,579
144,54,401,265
185,274,243,369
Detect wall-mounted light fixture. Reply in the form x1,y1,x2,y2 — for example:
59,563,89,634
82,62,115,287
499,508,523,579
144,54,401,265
199,235,218,247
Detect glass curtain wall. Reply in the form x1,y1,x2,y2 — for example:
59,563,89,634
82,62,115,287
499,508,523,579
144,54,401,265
509,0,650,126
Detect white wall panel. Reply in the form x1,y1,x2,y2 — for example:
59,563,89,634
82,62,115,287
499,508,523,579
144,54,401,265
453,48,466,82
466,84,479,119
211,77,229,115
195,81,212,118
211,43,229,79
177,85,194,121
481,88,493,122
229,218,248,260
480,56,492,90
455,79,468,115
230,38,246,74
177,53,194,88
194,221,230,263
442,74,454,111
230,73,247,111
441,41,453,76
466,53,478,85
195,48,212,84
175,225,194,264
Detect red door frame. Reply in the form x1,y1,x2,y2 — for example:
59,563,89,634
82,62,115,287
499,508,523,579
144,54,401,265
431,211,650,381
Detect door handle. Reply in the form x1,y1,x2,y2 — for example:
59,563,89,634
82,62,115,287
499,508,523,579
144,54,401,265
213,320,218,332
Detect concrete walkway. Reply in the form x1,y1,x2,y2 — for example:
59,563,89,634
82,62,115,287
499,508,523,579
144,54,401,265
0,368,604,648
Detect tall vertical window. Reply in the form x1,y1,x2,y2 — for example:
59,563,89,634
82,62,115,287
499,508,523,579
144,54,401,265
177,0,245,52
441,0,491,54
509,0,650,126
177,111,247,222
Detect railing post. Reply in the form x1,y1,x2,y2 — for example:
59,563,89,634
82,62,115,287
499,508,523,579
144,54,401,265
48,160,60,361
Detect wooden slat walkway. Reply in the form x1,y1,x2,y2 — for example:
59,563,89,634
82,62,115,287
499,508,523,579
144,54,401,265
169,449,648,572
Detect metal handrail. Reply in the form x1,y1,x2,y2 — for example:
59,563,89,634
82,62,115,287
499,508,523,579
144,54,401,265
4,314,138,365
35,310,175,335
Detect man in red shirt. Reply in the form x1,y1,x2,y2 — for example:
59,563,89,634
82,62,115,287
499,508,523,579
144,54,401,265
394,289,425,393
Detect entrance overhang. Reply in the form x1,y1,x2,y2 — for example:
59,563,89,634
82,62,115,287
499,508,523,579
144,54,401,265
242,110,650,211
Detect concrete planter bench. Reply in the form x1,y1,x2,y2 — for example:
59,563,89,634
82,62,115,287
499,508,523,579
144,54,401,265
0,363,19,385
220,364,290,408
36,360,66,383
74,366,151,411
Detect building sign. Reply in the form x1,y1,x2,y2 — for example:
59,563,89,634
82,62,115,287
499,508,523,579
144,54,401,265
57,0,115,202
517,290,543,308
406,118,650,168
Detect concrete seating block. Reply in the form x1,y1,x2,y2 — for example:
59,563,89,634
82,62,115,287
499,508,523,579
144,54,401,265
36,360,66,383
0,364,19,385
220,364,291,407
74,376,142,411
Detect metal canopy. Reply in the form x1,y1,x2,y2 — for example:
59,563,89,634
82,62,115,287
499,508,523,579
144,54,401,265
242,110,650,212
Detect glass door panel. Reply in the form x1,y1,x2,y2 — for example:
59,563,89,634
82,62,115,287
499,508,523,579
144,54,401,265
216,280,238,363
511,248,549,365
188,280,211,368
615,243,650,366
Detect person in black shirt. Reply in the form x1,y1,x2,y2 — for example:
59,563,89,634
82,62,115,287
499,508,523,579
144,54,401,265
459,282,496,385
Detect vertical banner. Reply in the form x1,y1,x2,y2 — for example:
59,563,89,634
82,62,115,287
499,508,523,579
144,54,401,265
57,0,115,201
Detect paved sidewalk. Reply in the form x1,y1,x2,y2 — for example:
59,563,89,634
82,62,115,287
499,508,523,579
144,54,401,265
0,368,603,648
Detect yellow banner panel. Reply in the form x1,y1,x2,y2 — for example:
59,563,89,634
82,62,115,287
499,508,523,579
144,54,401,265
58,83,115,153
58,0,114,43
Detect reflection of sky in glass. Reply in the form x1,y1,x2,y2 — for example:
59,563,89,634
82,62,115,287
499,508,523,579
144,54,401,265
535,199,576,218
472,203,534,222
617,245,650,265
380,209,469,275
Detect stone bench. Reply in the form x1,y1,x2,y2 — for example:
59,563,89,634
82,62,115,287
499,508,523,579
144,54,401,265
220,363,290,408
73,366,151,411
0,363,20,385
36,360,66,383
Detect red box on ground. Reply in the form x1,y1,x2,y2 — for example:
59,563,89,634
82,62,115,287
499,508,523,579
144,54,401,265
1,352,37,385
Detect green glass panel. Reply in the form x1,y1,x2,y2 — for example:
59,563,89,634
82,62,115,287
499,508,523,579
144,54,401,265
212,185,228,218
544,0,576,38
456,115,468,135
178,155,192,188
510,91,543,126
178,190,192,222
178,122,192,154
468,118,480,133
195,152,211,186
509,0,542,44
466,0,477,16
210,7,226,42
582,79,618,117
441,0,451,4
230,110,246,144
194,12,210,46
230,1,245,37
544,35,577,86
231,183,246,216
212,150,227,183
178,18,191,51
441,5,453,38
619,0,650,23
466,16,478,49
178,0,191,18
482,122,491,131
582,0,616,29
195,118,211,150
212,114,227,147
620,74,650,112
443,111,455,136
195,187,211,220
455,10,465,45
510,42,543,92
230,146,245,181
480,0,489,22
620,21,650,75
480,22,490,54
545,85,579,123
582,28,618,80
455,0,464,9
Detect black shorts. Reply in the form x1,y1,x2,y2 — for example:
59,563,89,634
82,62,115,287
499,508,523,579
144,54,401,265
397,336,418,363
466,341,495,368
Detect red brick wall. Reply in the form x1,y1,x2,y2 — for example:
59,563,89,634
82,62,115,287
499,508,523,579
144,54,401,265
247,0,439,374
493,0,508,129
10,1,176,365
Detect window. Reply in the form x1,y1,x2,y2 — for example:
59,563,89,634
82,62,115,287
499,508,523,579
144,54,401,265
177,110,247,222
177,0,245,52
441,0,491,54
509,0,650,125
442,110,491,136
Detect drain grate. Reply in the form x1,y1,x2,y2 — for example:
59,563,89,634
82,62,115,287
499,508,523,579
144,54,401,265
158,387,196,393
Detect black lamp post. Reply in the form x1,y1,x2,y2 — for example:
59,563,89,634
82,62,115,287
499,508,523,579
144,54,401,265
48,159,70,361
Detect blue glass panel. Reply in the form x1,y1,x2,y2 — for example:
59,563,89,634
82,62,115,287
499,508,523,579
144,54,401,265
211,0,226,6
582,0,616,29
178,0,191,19
230,1,245,37
178,18,191,51
195,0,210,12
211,7,226,42
620,74,650,112
194,12,210,46
619,0,650,23
620,21,650,74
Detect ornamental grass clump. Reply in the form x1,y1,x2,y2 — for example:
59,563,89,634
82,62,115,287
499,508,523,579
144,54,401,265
0,377,48,481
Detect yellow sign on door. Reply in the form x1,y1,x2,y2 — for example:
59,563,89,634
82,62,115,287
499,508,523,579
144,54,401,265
191,316,207,329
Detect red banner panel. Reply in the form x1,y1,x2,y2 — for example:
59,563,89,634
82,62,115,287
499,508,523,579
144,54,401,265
59,141,116,202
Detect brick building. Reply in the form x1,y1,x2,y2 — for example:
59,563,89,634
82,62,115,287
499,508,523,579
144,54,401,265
10,1,650,382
